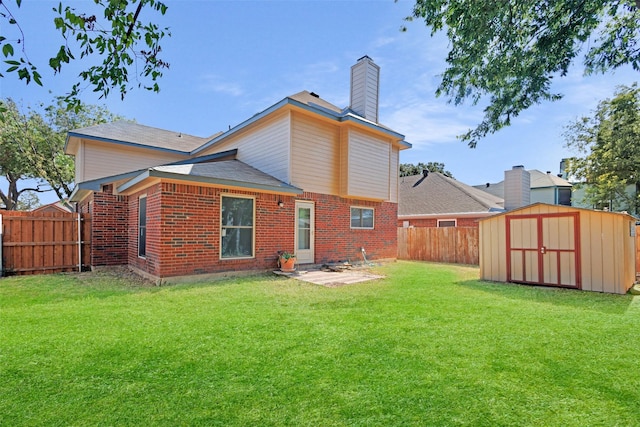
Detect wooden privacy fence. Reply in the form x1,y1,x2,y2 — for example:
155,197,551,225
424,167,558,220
636,225,640,275
398,227,480,265
0,211,91,276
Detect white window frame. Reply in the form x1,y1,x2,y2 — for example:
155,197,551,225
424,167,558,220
437,219,457,228
220,194,256,259
350,206,375,229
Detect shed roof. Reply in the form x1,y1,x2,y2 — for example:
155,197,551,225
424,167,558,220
399,172,505,216
478,202,636,221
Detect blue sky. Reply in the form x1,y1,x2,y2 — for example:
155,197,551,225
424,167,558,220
3,0,638,205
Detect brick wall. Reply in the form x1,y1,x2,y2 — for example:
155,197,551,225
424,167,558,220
301,192,397,264
89,191,129,266
125,183,397,279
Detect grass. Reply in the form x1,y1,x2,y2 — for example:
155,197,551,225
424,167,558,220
1,261,639,426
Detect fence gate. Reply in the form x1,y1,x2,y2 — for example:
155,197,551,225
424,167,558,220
0,212,91,276
506,212,581,289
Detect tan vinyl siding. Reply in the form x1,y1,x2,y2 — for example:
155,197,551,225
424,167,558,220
75,141,84,184
388,147,399,203
79,140,186,183
290,112,339,194
200,111,291,183
339,128,349,196
347,129,390,200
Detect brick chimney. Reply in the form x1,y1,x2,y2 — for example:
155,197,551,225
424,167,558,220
350,55,380,123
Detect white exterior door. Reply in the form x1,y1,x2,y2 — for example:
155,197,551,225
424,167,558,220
295,201,314,264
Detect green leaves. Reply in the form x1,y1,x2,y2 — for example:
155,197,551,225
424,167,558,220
0,96,125,209
2,43,14,57
564,84,640,213
0,0,171,109
410,0,640,147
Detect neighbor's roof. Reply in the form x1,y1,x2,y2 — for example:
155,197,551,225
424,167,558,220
117,159,303,195
399,172,505,216
66,121,214,154
474,169,572,197
529,170,573,188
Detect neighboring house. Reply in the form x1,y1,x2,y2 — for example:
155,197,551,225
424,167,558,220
476,169,573,206
560,157,637,213
570,182,638,213
33,200,75,214
65,56,411,282
398,170,505,228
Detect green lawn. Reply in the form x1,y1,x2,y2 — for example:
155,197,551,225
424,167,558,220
1,261,639,426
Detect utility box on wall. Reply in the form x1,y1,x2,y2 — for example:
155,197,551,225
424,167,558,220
479,203,636,294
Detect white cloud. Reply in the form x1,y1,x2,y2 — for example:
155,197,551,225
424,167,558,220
384,100,476,147
199,74,244,96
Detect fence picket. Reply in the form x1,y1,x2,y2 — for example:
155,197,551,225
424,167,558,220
398,227,480,265
0,211,91,276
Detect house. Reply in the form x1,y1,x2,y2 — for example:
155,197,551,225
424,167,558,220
65,56,411,282
33,200,75,214
475,167,573,207
398,170,504,228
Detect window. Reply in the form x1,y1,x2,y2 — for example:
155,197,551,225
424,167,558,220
138,196,147,258
351,207,374,229
221,195,254,258
437,219,456,228
557,188,572,206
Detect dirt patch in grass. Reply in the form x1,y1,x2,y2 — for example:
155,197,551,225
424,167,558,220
71,266,156,287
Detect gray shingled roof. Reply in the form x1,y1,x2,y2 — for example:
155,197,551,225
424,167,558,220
117,160,302,194
288,91,343,113
399,172,505,216
69,121,211,153
529,169,573,188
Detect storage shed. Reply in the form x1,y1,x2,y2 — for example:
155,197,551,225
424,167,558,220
479,203,636,294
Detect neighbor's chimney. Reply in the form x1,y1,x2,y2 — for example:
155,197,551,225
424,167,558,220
350,55,380,123
504,165,530,210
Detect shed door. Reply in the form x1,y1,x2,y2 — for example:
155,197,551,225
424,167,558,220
506,212,581,289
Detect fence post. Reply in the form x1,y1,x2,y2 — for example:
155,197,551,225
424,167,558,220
77,213,82,272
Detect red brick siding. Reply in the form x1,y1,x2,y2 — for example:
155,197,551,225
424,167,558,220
123,183,397,278
89,191,128,266
301,192,397,264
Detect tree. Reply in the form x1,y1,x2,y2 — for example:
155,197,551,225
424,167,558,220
400,161,454,178
406,0,640,147
0,99,39,210
0,98,124,210
0,0,170,109
16,190,41,211
564,84,640,214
